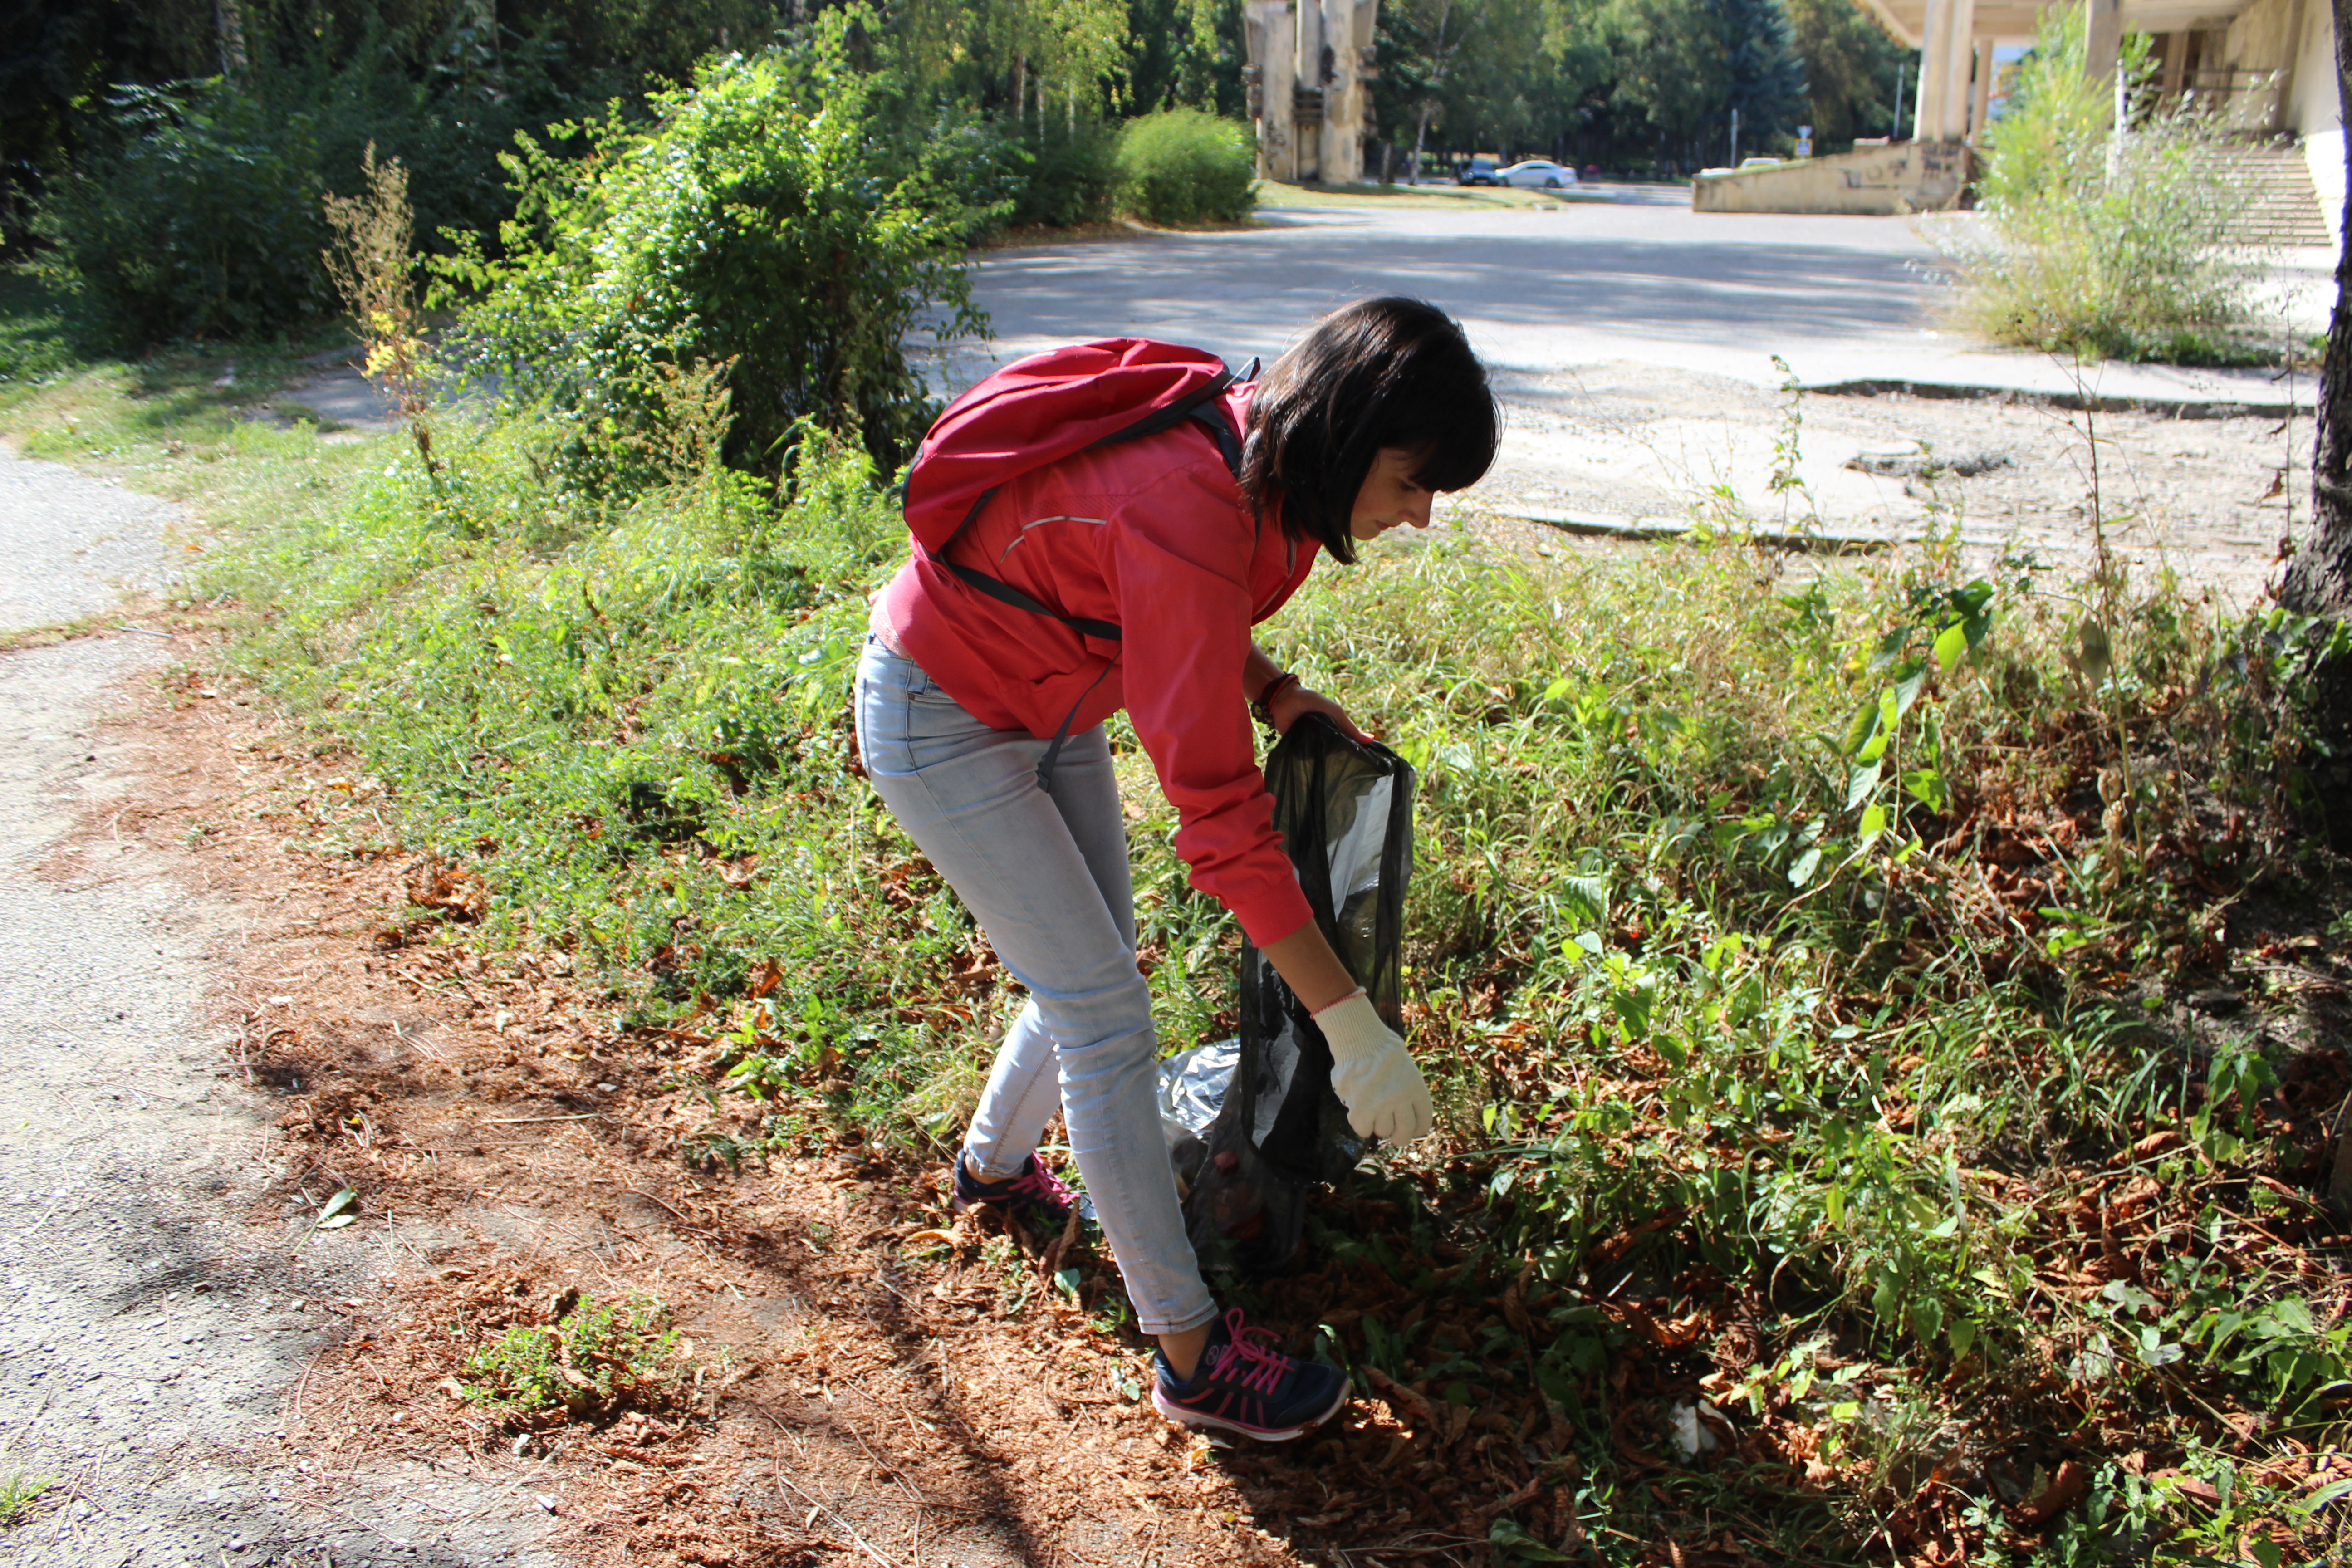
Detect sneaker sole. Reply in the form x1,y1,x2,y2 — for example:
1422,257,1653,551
1152,1379,1348,1442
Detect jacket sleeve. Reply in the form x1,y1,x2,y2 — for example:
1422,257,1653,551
1104,462,1317,949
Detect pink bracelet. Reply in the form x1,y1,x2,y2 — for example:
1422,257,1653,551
1311,987,1367,1021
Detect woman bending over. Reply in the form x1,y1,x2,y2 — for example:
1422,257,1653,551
855,296,1498,1441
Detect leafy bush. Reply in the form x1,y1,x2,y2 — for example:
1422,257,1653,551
443,9,1000,475
36,81,335,347
1112,107,1255,225
999,116,1119,228
1934,9,2257,362
33,47,587,352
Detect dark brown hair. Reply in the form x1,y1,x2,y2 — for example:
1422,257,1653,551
1240,297,1498,564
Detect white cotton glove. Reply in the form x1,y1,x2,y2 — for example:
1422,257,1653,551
1313,990,1433,1144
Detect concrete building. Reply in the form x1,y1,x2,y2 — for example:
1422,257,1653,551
1697,0,2342,235
1242,0,1381,185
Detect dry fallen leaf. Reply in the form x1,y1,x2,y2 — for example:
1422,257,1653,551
2019,1459,2091,1527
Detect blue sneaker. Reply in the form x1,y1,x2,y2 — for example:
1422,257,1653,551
951,1152,1089,1236
1152,1310,1348,1441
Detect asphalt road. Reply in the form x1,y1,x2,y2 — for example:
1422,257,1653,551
942,191,2314,407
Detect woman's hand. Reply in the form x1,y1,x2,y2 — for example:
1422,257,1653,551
1311,991,1433,1143
1269,681,1375,743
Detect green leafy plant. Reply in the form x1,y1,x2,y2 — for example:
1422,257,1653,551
995,114,1120,227
460,1290,683,1420
1112,108,1256,225
440,7,1001,475
36,80,335,347
0,1472,52,1527
31,39,578,353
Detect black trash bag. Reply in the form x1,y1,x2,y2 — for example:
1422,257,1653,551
1160,714,1415,1277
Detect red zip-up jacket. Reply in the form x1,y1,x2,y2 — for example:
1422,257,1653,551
870,384,1320,948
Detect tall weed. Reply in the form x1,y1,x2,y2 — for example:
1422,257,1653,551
1934,9,2260,363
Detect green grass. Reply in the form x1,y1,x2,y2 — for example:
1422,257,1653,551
5,272,2344,1558
0,1472,52,1527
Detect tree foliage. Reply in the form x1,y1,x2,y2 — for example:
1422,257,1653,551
1720,0,1808,148
1372,0,1810,171
3,0,804,253
1784,0,1909,149
443,10,1000,477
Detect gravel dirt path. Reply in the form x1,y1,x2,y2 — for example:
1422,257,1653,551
0,441,559,1567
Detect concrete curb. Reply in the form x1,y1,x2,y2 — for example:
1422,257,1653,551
1802,375,2308,420
1493,504,1898,554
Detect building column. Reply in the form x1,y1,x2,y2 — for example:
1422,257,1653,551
1936,0,1977,141
2084,0,2123,88
2271,0,2309,133
1914,0,1951,140
1294,0,1326,180
1243,1,1298,183
1970,39,1995,141
1320,0,1365,184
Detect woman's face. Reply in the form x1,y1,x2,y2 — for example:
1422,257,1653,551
1348,447,1436,541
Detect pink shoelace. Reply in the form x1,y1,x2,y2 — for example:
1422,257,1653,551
1004,1160,1076,1207
1207,1310,1289,1395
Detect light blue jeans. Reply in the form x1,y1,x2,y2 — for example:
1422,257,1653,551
853,638,1218,1337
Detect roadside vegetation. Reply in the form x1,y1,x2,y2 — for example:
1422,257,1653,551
1935,7,2266,366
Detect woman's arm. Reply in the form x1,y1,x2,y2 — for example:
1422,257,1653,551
1245,641,1375,743
1258,919,1360,1014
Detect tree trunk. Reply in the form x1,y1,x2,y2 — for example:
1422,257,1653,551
215,0,250,81
2291,0,2352,620
2286,0,2352,780
1408,0,1456,186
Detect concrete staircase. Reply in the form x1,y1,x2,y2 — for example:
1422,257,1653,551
2217,141,2334,247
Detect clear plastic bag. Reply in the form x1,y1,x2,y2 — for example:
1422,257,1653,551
1156,714,1415,1276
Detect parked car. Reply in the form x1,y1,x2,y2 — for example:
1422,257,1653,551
1499,159,1580,190
1456,156,1501,186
